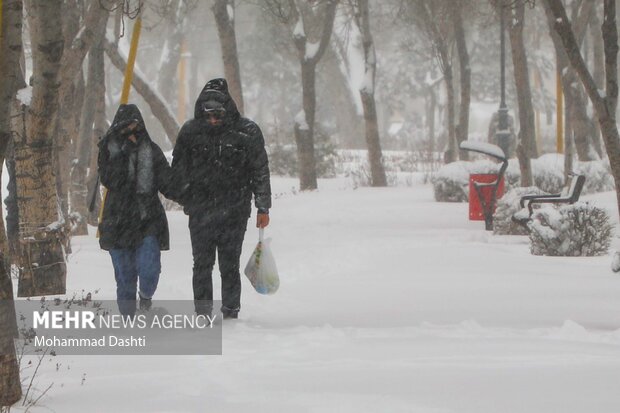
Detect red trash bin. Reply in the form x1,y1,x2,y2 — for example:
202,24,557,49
469,174,505,220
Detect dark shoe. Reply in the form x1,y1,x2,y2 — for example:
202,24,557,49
222,311,238,320
138,292,152,311
221,306,239,320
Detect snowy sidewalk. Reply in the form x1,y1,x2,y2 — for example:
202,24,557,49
23,178,620,412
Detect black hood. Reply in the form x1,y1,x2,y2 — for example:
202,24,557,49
108,103,149,142
194,78,240,124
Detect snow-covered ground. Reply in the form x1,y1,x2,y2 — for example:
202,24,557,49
11,176,620,412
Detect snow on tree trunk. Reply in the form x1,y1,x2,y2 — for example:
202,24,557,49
55,2,109,237
55,0,82,235
0,0,26,263
16,0,67,297
324,42,364,149
0,0,24,404
543,0,620,224
543,0,599,163
357,0,386,187
274,0,337,191
213,0,244,114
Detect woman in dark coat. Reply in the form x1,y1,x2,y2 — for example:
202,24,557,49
98,104,174,316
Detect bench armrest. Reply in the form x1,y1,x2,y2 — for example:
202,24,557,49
519,193,561,208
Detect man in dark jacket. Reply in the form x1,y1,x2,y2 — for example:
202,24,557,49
171,78,271,319
98,104,174,316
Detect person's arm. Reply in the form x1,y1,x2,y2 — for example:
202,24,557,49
242,121,272,227
153,144,176,200
169,123,193,204
97,135,129,191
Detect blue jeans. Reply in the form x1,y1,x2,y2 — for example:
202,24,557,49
109,236,161,315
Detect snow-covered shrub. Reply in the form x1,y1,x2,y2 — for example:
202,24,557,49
612,251,620,272
432,159,519,202
266,129,338,178
531,155,565,194
267,142,297,176
530,154,613,195
346,163,397,187
493,186,548,235
528,203,613,256
433,160,495,202
575,159,614,194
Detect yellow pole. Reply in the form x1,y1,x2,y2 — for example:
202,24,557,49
98,17,143,236
120,17,142,104
177,38,187,122
556,69,564,153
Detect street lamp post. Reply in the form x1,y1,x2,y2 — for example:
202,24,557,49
496,2,511,158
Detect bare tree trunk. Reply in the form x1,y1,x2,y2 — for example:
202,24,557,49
105,40,181,145
55,0,81,229
55,2,109,237
157,31,183,107
411,2,456,163
157,38,180,105
589,8,605,158
212,0,244,114
87,73,107,227
453,5,470,161
543,0,598,167
296,62,319,190
0,0,23,403
0,252,21,407
15,0,67,297
288,0,337,190
357,0,386,186
443,66,457,163
6,95,25,265
427,85,437,154
0,0,25,262
508,1,536,186
71,36,105,235
544,0,620,221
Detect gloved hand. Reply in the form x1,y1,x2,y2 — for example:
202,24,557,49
256,212,269,228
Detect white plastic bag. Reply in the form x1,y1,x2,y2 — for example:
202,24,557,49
244,228,280,294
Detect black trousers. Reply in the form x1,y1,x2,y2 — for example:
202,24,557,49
189,211,248,314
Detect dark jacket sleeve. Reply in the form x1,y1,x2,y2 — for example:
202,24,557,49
152,143,176,200
169,122,193,205
240,120,272,212
98,135,129,191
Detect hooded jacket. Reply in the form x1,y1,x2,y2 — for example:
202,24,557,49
171,78,271,219
97,104,173,251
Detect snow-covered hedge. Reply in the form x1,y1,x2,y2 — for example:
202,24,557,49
531,154,565,194
433,154,613,203
528,203,613,257
432,160,520,202
613,251,620,272
575,159,615,194
493,186,548,236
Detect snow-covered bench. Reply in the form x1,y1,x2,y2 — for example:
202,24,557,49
512,173,586,226
459,141,508,231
